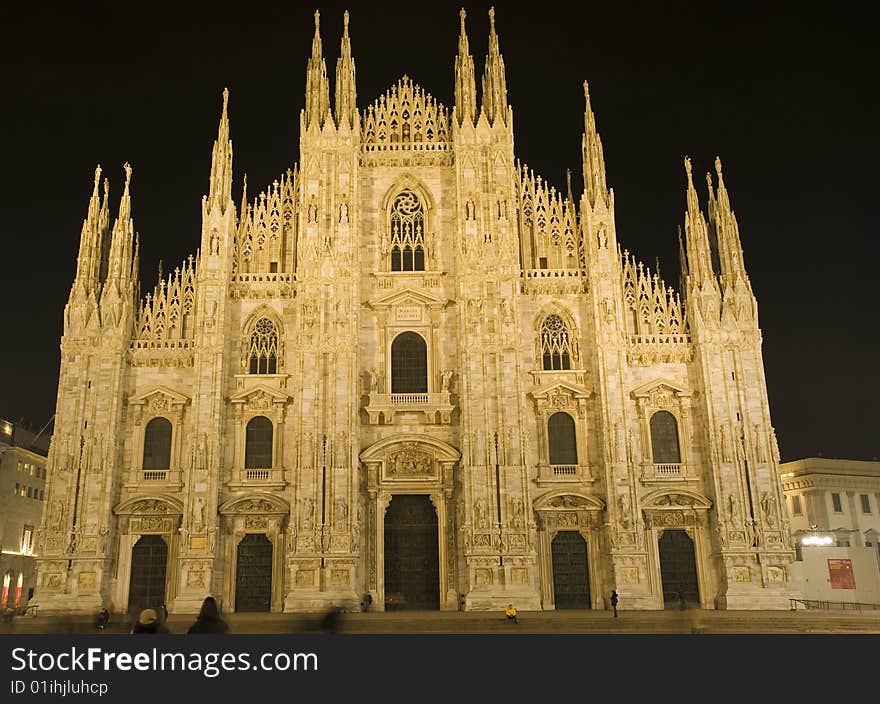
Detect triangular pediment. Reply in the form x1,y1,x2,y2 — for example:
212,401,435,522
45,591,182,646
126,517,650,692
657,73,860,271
368,287,448,310
641,489,712,510
530,381,591,401
129,386,190,406
630,378,690,399
229,384,291,405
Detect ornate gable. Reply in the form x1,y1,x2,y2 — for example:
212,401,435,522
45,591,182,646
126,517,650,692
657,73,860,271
229,384,291,412
529,381,591,414
128,386,190,422
630,379,690,407
367,287,448,311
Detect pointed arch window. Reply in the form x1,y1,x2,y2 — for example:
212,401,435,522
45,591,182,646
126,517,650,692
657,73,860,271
143,417,172,470
249,318,278,374
391,332,428,393
390,190,426,272
548,412,578,465
540,314,575,370
245,416,273,468
650,411,681,464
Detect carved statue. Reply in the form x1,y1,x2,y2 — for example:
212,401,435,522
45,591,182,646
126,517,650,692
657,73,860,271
759,492,776,527
339,201,349,223
193,496,205,530
334,499,348,527
727,494,741,525
474,499,488,529
754,424,767,463
719,424,731,462
441,369,454,392
302,498,314,530
618,494,632,529
368,368,379,393
197,434,208,470
510,499,525,528
49,501,64,530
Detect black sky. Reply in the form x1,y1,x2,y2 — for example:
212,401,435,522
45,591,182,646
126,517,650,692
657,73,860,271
0,1,876,461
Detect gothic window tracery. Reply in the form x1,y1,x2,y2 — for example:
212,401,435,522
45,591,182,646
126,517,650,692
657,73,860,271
390,190,426,272
142,417,172,470
245,416,273,468
540,314,575,370
248,318,278,374
650,411,681,464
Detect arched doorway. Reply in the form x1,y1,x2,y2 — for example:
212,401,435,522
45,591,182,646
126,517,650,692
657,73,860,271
128,535,168,614
658,529,699,608
551,531,590,609
384,495,439,610
235,534,273,612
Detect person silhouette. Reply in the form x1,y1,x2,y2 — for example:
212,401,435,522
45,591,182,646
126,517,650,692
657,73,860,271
610,590,619,617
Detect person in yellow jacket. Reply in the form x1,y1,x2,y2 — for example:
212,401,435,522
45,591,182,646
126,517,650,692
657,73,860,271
505,604,518,624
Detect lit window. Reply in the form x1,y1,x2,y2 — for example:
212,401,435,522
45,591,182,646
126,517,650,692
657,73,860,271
21,526,33,555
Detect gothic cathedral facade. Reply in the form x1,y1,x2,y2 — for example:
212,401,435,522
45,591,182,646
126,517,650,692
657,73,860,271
36,9,796,613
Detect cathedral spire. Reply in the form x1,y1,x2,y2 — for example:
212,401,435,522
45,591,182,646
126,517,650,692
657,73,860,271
454,8,477,126
106,163,136,289
481,7,508,126
208,88,233,213
710,157,752,290
582,81,609,209
305,10,331,129
683,157,715,286
334,10,358,130
73,166,109,297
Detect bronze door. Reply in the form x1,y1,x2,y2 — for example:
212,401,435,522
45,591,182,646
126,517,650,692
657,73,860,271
551,531,591,609
384,495,439,610
658,529,699,607
235,533,273,612
128,535,168,614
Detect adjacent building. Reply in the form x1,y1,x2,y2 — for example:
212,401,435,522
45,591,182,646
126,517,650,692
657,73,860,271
0,418,49,610
36,8,796,614
781,458,880,604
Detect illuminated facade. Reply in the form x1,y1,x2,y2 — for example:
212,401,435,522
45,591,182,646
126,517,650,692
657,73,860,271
36,8,795,614
1,418,49,610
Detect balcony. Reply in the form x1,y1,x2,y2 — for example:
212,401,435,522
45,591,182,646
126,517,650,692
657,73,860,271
536,463,593,484
641,462,695,483
364,392,455,425
142,470,169,482
227,467,286,490
126,469,182,489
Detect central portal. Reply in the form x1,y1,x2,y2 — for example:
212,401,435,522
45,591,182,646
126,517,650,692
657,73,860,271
384,495,440,610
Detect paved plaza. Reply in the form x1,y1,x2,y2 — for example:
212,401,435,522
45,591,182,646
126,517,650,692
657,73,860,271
3,608,879,635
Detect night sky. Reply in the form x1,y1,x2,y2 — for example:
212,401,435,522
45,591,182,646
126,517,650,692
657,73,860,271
1,1,876,461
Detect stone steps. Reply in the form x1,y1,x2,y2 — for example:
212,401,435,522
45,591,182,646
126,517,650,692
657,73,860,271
4,609,880,635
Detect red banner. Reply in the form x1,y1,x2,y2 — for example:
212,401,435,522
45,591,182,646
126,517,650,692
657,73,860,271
828,559,856,589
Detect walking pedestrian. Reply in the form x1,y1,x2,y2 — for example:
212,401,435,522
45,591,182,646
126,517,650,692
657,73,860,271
505,604,518,624
678,590,687,610
187,596,229,634
610,590,619,617
362,593,373,613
